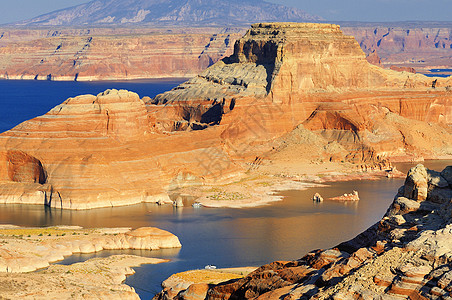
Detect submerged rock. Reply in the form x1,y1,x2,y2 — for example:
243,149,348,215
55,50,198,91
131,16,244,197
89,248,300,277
329,190,360,201
312,192,324,202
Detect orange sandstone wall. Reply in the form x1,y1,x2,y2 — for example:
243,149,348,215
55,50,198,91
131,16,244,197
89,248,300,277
0,27,244,81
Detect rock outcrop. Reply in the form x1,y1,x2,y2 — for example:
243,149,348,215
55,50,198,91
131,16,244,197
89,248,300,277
0,22,451,209
0,255,163,300
328,190,359,201
390,65,417,74
365,50,381,66
155,164,452,299
0,226,179,299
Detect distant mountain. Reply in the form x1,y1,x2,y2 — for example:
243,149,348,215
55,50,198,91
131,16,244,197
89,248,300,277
12,0,322,27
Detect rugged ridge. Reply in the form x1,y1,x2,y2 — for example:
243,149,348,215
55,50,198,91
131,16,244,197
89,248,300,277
342,23,452,75
0,22,451,209
11,0,321,27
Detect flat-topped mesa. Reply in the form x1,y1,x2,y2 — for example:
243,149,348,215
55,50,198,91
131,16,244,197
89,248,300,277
152,22,447,105
152,23,365,103
149,22,450,133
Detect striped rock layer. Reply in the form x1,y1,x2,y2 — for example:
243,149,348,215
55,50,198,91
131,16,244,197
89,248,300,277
0,22,451,209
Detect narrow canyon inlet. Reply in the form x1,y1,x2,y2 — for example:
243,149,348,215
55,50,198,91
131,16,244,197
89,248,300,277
0,21,450,300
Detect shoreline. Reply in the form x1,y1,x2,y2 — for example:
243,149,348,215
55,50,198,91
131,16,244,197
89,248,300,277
0,161,425,211
1,158,449,211
0,76,189,83
182,161,408,209
154,163,452,299
157,267,258,298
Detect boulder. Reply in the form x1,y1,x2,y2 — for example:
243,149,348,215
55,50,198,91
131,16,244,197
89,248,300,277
403,164,428,201
441,166,452,186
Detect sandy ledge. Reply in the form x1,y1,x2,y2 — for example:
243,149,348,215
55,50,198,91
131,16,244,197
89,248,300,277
157,267,258,299
175,161,406,209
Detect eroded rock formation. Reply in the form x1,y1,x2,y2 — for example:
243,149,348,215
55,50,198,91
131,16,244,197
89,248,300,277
0,22,451,209
2,23,451,81
155,164,452,299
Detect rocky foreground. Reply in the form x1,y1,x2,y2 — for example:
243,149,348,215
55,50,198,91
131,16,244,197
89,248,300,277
0,22,451,209
155,164,452,299
0,225,181,299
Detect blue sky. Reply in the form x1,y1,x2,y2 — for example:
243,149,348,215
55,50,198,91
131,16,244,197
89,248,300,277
0,0,451,24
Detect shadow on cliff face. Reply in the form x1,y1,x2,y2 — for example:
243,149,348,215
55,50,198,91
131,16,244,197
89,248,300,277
148,35,284,133
2,150,47,184
224,39,282,93
169,97,236,131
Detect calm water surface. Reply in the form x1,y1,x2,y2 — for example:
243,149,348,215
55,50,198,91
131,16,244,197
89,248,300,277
0,80,450,299
0,79,185,132
0,179,404,297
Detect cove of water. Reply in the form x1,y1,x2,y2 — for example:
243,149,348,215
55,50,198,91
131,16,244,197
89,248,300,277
0,80,450,298
0,178,404,297
430,68,452,73
0,162,450,298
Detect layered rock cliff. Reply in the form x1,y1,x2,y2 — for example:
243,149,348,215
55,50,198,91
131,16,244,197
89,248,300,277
0,27,244,81
0,22,451,209
155,164,452,299
1,23,451,81
2,23,449,81
151,23,452,162
342,23,452,74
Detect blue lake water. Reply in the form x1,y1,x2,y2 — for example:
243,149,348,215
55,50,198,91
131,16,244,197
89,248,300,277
424,74,451,78
430,68,452,72
423,68,452,78
0,79,450,299
0,79,185,133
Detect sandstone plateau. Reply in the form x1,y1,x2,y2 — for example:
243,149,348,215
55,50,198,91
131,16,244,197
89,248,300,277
0,22,451,209
341,22,452,75
154,164,452,299
0,27,244,81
